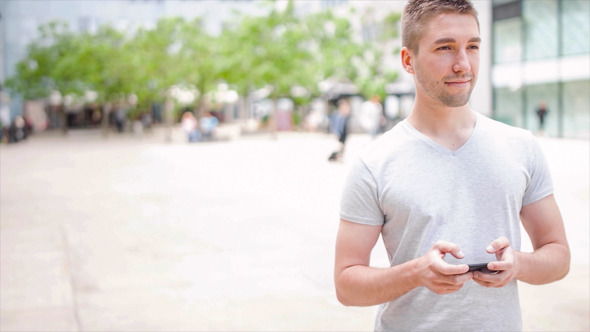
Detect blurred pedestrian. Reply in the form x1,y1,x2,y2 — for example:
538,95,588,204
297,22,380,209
141,112,152,130
200,112,219,141
359,95,385,138
181,111,201,142
334,1,570,331
536,100,548,134
0,122,5,143
328,99,351,162
115,108,126,133
91,109,101,127
7,116,28,143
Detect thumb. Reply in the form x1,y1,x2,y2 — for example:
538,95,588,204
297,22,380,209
487,236,510,254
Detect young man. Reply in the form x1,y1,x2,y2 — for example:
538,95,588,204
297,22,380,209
333,0,570,330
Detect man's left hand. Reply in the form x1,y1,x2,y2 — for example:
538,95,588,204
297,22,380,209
472,236,519,288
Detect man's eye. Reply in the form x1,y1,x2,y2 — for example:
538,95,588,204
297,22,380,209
437,46,452,51
468,45,480,50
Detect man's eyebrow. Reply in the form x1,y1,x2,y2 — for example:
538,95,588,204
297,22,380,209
434,37,481,44
434,37,456,44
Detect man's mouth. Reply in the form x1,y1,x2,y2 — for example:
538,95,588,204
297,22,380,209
445,78,472,88
444,74,473,87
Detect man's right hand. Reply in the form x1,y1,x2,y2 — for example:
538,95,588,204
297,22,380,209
416,241,472,294
335,221,473,306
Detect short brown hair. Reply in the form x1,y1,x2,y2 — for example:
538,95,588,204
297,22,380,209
402,0,479,53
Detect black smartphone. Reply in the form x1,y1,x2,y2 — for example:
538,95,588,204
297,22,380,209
468,263,495,273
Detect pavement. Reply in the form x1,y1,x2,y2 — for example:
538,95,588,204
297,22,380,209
1,126,588,331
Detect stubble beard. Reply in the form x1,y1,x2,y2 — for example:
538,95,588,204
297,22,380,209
415,69,476,108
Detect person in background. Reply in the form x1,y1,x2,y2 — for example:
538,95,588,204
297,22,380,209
536,100,548,135
114,107,126,133
7,116,29,143
334,1,570,330
328,99,351,162
200,112,219,141
359,95,385,139
181,111,200,142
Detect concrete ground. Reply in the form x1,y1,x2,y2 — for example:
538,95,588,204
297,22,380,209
1,126,588,331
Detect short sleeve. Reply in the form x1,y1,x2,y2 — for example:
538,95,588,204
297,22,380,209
522,135,553,206
339,156,385,225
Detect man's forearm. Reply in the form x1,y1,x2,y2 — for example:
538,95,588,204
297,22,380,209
515,243,570,285
335,260,420,306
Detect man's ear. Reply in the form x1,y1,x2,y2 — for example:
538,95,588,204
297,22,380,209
401,47,414,75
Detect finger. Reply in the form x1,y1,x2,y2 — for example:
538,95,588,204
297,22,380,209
433,261,470,275
449,272,474,285
472,278,495,288
486,236,510,254
432,281,465,294
433,241,465,258
471,278,488,287
473,271,503,284
441,285,464,293
436,273,472,286
488,260,513,272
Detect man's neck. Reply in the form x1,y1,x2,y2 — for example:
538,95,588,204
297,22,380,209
407,100,476,151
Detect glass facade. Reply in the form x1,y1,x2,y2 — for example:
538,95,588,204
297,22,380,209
523,0,558,60
492,0,590,138
493,17,521,63
562,0,590,56
562,80,590,138
525,83,559,136
494,87,522,127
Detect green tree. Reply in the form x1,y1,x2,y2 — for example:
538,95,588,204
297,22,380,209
5,5,403,136
303,10,365,86
175,17,222,119
5,21,88,133
220,1,314,134
354,11,401,101
75,25,135,135
126,18,185,110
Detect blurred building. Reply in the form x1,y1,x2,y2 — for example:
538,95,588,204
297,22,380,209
491,0,590,138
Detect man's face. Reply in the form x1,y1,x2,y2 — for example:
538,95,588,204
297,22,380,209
410,13,480,108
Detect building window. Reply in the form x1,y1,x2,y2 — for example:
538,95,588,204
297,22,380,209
523,0,558,60
562,80,590,138
525,83,559,135
494,87,523,127
493,17,522,63
561,0,590,56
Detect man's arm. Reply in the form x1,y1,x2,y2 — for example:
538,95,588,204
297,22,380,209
473,194,570,287
517,194,570,283
334,219,472,306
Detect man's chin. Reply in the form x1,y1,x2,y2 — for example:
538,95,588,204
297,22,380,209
440,96,471,108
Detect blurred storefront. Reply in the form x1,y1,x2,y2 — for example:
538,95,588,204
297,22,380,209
492,0,590,138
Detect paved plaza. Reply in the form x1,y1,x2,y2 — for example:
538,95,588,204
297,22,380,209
1,126,588,331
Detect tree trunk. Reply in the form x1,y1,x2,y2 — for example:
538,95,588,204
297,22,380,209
60,104,68,135
164,96,174,143
196,97,207,121
101,102,112,138
271,98,278,140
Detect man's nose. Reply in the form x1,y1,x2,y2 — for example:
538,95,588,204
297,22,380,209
452,49,471,73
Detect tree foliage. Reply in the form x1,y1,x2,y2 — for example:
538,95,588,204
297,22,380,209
5,2,403,123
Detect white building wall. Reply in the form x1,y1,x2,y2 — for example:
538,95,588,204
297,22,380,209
470,0,493,116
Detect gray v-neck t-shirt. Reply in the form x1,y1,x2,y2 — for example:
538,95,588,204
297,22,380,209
340,112,553,331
